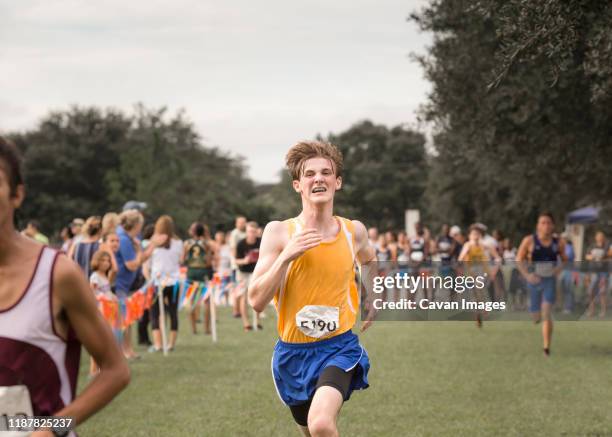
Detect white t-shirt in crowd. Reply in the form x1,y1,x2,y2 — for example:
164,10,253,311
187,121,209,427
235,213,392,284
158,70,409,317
90,271,111,294
151,238,183,286
229,228,246,269
218,244,232,277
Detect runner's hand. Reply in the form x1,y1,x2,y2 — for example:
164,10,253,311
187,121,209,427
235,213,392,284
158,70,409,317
281,228,322,263
360,299,377,333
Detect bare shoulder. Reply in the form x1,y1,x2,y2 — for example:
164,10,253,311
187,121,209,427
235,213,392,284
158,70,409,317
350,219,367,242
53,253,90,302
520,235,533,247
262,220,289,245
516,235,533,260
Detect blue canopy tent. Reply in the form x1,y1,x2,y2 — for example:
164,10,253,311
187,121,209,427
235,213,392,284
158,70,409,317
567,206,600,224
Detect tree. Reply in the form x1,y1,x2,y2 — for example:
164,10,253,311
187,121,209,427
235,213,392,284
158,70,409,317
411,0,612,237
11,105,259,237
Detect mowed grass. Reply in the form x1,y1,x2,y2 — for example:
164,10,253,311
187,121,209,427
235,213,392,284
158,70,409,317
78,308,612,436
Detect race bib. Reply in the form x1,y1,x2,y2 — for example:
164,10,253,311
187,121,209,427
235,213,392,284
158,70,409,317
296,305,339,339
535,262,554,278
0,385,33,436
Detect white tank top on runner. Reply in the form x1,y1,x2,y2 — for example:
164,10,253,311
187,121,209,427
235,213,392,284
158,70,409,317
0,247,80,436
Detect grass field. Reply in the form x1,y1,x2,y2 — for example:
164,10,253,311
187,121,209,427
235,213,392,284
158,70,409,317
78,308,612,436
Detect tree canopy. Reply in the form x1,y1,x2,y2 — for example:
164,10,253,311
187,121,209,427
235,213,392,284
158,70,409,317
11,105,263,236
412,0,612,236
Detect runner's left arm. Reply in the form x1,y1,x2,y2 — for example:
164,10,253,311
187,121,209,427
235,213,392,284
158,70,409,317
51,256,130,426
352,220,377,332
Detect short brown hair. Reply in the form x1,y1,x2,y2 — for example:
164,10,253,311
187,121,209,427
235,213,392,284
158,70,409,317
468,224,484,236
538,211,555,224
285,140,343,181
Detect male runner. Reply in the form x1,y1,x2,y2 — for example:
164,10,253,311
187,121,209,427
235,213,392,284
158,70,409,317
516,212,567,356
458,224,501,327
249,140,375,437
0,137,129,436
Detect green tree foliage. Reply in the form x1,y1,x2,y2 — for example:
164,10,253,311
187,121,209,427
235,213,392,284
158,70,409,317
328,121,427,231
412,0,612,237
11,105,263,236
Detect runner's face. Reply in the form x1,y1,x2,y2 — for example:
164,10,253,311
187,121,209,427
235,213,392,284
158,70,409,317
536,216,553,237
0,164,24,229
469,230,481,243
595,232,605,245
294,157,341,204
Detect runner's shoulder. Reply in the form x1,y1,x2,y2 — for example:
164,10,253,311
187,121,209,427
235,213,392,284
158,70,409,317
52,252,89,300
350,219,367,236
261,220,290,245
520,234,534,247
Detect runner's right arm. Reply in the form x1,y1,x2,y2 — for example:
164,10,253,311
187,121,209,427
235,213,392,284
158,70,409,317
248,221,321,312
516,236,539,284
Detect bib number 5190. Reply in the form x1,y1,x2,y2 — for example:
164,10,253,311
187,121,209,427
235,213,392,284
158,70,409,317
296,305,340,339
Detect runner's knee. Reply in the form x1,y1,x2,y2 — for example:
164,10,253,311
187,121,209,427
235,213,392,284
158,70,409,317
307,414,336,437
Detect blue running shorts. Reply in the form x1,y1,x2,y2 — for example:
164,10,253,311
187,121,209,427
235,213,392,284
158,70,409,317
271,330,370,406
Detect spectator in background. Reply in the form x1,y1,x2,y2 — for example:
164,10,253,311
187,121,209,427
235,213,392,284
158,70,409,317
183,222,215,335
214,230,234,306
69,215,102,279
99,229,120,287
229,216,247,318
368,227,380,249
59,225,74,253
449,225,465,260
235,221,262,331
149,215,183,352
89,249,118,377
396,231,410,272
115,209,166,359
70,217,85,247
102,212,120,236
137,224,155,346
21,219,49,244
502,238,526,310
560,233,576,314
585,231,612,318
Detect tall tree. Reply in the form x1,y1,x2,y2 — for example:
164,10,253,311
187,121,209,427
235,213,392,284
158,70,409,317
11,105,259,236
412,0,612,237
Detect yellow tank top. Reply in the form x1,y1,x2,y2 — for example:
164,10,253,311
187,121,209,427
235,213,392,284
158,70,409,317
274,216,359,343
465,243,489,275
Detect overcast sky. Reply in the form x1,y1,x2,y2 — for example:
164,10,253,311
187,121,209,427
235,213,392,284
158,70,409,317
1,0,432,183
